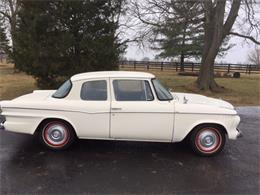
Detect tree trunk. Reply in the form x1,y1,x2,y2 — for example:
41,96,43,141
197,52,219,90
196,0,242,91
196,0,227,91
180,53,185,72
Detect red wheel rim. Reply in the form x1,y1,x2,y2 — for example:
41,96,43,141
42,122,70,148
195,128,222,154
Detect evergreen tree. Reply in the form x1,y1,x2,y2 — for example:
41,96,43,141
13,0,125,88
152,1,203,71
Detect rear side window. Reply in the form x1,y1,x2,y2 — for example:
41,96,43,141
113,80,154,101
81,80,107,101
52,80,72,98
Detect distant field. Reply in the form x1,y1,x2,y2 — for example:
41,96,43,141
1,64,260,106
0,64,37,100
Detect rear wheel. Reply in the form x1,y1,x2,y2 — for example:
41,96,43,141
39,120,75,150
190,125,226,156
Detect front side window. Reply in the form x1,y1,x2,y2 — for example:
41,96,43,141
81,80,107,101
152,79,173,101
52,80,72,98
113,80,154,101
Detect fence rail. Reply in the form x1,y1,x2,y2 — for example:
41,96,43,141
119,60,260,74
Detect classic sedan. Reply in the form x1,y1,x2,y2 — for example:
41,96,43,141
0,71,242,156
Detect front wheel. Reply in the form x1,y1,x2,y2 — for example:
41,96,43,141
39,120,75,150
190,125,226,156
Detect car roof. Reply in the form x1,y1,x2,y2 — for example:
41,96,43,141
71,71,155,81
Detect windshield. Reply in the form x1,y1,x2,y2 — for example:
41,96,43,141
52,80,72,98
152,79,173,101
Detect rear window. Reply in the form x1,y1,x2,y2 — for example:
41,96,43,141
80,80,107,101
52,80,72,98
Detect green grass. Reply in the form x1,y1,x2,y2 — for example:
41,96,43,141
1,64,259,106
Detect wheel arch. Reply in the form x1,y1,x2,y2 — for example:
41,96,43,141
34,117,78,137
183,122,228,142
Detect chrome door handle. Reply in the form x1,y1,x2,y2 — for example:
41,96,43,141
111,108,122,111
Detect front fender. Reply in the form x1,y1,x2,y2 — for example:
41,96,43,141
172,113,240,142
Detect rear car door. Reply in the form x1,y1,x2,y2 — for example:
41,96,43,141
74,78,111,138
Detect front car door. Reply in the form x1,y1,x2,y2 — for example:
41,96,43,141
110,78,174,142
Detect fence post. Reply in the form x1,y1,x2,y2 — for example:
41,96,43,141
249,65,251,74
228,64,230,73
134,61,136,70
147,62,149,70
161,62,163,71
192,63,194,72
176,62,178,72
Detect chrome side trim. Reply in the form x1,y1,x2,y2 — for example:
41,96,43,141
2,107,109,115
2,107,237,116
3,107,174,114
175,112,238,116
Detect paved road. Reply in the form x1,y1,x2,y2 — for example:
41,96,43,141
0,107,259,194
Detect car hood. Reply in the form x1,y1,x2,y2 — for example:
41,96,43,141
172,92,234,110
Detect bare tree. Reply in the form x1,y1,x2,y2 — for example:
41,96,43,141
248,47,260,66
130,0,260,91
0,0,20,53
197,0,259,90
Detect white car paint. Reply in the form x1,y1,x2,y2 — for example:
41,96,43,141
0,71,241,143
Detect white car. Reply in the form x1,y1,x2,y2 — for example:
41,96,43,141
0,71,242,156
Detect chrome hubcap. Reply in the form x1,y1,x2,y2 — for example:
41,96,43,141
197,130,219,151
45,124,67,145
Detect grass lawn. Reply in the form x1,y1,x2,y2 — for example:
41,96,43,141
147,69,260,106
1,64,259,106
0,64,37,100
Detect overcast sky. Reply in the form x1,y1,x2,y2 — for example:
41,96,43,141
125,36,256,64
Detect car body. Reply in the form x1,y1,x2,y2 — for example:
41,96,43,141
0,71,241,156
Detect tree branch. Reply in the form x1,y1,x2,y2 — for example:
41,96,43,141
229,31,260,45
223,0,241,37
0,10,11,22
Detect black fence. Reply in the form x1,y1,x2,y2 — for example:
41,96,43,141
119,60,260,74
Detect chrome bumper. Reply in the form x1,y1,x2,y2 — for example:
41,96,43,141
0,122,4,130
0,114,5,130
236,128,243,138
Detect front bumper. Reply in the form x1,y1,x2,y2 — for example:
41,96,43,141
0,122,5,130
0,115,5,130
236,128,243,138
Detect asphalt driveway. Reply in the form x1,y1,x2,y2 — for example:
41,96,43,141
0,107,259,194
